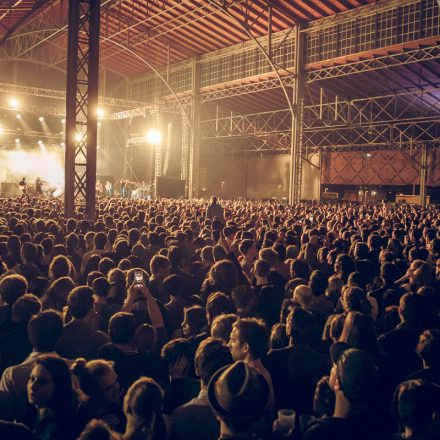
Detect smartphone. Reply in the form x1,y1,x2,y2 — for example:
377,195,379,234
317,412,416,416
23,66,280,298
134,270,144,286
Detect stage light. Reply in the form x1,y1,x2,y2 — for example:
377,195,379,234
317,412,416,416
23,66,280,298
366,153,371,158
16,113,22,119
39,116,44,122
98,122,102,127
60,142,65,148
61,118,66,123
75,132,84,142
38,140,43,145
97,108,105,119
97,145,100,149
9,98,19,109
146,130,161,145
15,138,20,143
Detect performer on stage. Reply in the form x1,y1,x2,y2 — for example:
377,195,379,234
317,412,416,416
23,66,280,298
18,178,27,195
105,180,112,197
120,179,127,198
96,180,103,196
35,177,45,195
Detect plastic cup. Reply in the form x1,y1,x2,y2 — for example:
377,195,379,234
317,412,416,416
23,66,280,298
277,409,296,431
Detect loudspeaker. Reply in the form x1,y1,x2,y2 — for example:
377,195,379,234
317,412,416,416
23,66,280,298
1,182,20,197
155,176,185,198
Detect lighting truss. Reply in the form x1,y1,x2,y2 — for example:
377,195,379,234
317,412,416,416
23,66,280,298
0,82,147,108
65,0,100,218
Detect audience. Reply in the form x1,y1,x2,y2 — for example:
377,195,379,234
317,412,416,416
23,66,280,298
0,195,438,439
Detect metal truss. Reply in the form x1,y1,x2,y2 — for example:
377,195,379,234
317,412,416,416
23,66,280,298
303,89,440,129
200,77,294,103
0,104,65,117
200,108,291,139
302,120,440,152
0,82,147,109
65,0,100,218
306,45,440,83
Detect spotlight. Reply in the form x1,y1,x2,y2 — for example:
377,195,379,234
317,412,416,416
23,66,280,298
146,130,161,145
39,116,44,122
98,122,102,127
97,108,105,119
366,153,371,158
38,140,43,145
60,142,65,148
9,98,19,109
15,138,20,143
16,113,22,119
75,132,84,142
61,118,66,123
97,145,100,149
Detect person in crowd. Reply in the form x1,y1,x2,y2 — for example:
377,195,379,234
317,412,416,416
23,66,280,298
27,354,78,440
207,361,271,439
57,286,109,360
72,358,124,432
169,337,232,440
206,196,224,220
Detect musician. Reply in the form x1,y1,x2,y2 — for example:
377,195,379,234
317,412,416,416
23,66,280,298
96,180,103,196
105,180,112,197
120,179,127,198
18,178,27,195
35,177,44,195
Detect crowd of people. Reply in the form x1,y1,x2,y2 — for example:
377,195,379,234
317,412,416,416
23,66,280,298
0,194,439,440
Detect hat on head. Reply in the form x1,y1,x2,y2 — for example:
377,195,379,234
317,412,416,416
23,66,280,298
208,361,269,421
330,343,376,404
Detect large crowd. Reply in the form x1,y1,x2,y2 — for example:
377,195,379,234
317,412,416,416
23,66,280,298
0,195,439,440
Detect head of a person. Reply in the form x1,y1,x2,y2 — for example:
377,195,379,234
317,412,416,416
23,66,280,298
209,260,238,294
94,232,107,250
161,338,193,377
20,242,38,264
27,310,63,352
108,312,136,345
43,276,75,311
211,313,239,343
228,318,268,362
72,358,120,404
309,270,328,297
67,286,94,320
49,255,74,280
329,345,376,407
416,329,440,369
293,284,314,309
206,292,235,325
239,239,256,260
28,354,73,412
12,294,41,324
269,323,289,350
335,254,355,282
339,311,377,353
150,255,170,279
207,361,269,433
77,419,117,440
0,273,28,305
182,305,208,338
195,337,232,386
286,307,316,346
398,292,426,325
134,323,156,353
123,377,164,435
341,285,371,315
393,380,440,438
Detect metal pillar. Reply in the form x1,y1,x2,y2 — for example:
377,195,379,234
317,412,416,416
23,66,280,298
65,0,100,218
181,113,189,195
153,110,162,198
188,57,200,199
420,144,427,208
289,25,304,204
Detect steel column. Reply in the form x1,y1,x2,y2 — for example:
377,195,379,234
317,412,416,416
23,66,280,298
188,57,201,199
420,144,427,208
181,113,189,194
153,110,162,199
289,25,304,204
65,0,100,218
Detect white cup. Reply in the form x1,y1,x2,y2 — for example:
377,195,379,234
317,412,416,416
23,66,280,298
277,409,296,431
